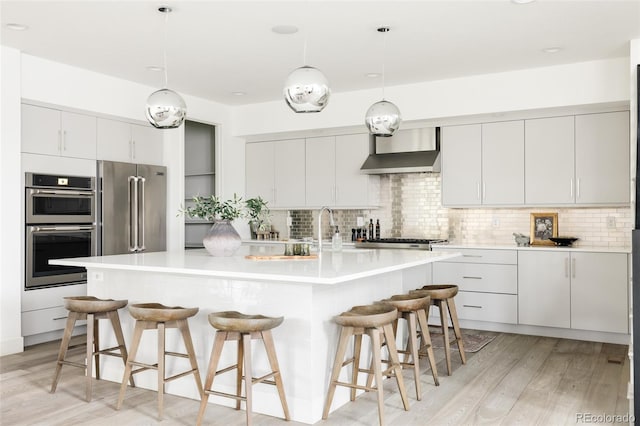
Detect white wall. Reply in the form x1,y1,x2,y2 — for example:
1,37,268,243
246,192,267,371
232,57,629,137
0,46,24,355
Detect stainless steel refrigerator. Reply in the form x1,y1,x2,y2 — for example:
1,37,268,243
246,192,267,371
97,160,167,255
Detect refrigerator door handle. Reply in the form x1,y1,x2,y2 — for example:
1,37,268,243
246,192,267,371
128,176,139,252
138,177,146,251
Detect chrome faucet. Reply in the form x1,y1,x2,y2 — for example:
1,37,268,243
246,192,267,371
317,206,335,253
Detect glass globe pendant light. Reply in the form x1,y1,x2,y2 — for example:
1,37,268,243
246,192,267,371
145,6,187,129
283,9,330,113
365,27,401,137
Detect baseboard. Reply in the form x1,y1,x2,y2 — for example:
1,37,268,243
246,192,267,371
0,336,24,356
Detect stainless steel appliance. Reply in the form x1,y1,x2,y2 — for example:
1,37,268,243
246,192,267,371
25,173,96,289
354,238,447,250
97,160,166,255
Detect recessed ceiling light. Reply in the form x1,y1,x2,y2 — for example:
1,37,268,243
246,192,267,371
6,23,29,31
146,66,164,72
543,47,562,53
271,25,298,35
511,0,536,4
232,91,246,96
366,73,381,78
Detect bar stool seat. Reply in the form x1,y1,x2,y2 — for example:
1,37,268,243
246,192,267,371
379,293,439,400
197,311,289,426
117,303,203,420
411,284,466,375
323,303,410,426
50,296,132,402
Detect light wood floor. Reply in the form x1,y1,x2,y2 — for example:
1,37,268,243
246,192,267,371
0,331,630,425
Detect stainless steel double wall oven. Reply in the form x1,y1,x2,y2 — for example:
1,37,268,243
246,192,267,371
25,173,96,289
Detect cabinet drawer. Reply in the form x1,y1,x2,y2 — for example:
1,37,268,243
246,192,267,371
21,306,85,336
433,263,517,294
432,247,517,264
455,292,518,324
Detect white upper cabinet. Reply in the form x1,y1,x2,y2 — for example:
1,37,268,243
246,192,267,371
335,134,378,207
441,124,482,206
574,111,629,204
525,116,575,205
97,118,163,165
481,120,524,205
305,136,335,207
246,139,305,208
22,104,97,159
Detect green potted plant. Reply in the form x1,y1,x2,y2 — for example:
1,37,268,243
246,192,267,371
245,196,270,239
181,194,244,256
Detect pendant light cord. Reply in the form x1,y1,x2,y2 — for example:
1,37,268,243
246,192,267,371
163,9,169,88
302,0,309,65
382,29,387,100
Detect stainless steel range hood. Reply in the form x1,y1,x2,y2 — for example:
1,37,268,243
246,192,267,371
360,127,440,174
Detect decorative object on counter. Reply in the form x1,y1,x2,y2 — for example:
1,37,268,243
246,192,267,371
529,212,558,246
368,218,374,239
364,26,401,137
332,228,342,251
512,233,530,247
245,196,271,239
549,236,579,247
180,194,243,256
375,219,381,239
145,6,187,129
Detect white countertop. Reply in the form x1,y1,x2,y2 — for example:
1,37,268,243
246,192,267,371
432,243,631,254
52,246,460,285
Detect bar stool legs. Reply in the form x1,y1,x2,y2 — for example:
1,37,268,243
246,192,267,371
323,304,409,426
116,303,203,421
50,297,131,402
197,312,289,426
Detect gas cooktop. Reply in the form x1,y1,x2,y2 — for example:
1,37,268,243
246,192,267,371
353,238,448,250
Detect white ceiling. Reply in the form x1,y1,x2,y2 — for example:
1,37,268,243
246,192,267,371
1,1,639,106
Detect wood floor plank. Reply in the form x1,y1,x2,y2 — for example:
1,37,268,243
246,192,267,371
0,331,631,426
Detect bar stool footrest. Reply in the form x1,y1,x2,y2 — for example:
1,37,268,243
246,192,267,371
165,351,189,359
252,372,277,385
165,369,198,383
205,389,247,402
334,381,376,392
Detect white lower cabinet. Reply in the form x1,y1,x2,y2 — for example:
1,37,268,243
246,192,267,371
433,248,518,324
518,250,628,333
21,283,87,337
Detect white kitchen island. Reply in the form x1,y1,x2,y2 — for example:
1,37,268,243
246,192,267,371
52,245,459,424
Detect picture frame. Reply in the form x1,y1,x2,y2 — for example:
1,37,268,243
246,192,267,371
530,212,558,245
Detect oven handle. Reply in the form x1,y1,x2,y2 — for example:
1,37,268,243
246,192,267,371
29,188,94,197
31,225,95,232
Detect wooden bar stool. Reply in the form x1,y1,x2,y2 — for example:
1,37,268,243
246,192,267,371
411,284,466,375
196,311,289,426
323,303,410,426
116,303,203,420
377,293,439,400
50,296,132,402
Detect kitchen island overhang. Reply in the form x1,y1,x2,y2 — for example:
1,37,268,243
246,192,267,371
52,246,460,424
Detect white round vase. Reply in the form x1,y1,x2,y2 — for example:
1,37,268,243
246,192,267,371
202,219,241,257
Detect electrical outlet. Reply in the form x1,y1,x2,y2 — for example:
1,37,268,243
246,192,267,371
91,271,104,281
607,216,616,229
492,218,500,228
356,217,364,227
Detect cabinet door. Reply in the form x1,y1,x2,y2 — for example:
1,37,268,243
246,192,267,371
273,139,305,207
131,124,164,165
21,104,61,156
481,120,524,205
441,124,482,206
570,252,628,333
245,142,275,204
518,250,570,328
305,136,336,207
335,134,374,207
97,118,132,162
524,116,575,204
575,112,630,204
60,111,97,159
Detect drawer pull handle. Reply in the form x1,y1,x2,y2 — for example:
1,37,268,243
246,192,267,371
462,276,482,280
463,304,483,309
53,316,68,321
463,255,482,258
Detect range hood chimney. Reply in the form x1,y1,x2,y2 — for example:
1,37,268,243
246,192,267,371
360,127,440,174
